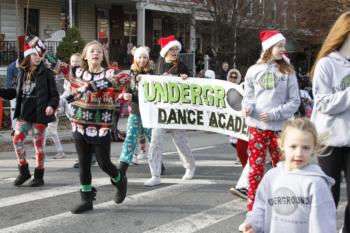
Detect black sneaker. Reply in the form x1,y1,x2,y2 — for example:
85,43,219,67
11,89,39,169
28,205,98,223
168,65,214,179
229,187,248,200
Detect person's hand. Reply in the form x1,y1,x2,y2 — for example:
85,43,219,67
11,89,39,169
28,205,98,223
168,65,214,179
259,112,269,122
242,107,251,117
123,93,132,101
136,75,142,81
242,223,255,233
45,106,54,116
180,74,188,80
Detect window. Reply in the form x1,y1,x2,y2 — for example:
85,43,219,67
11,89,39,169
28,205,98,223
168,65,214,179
247,0,253,16
24,8,40,36
124,14,137,37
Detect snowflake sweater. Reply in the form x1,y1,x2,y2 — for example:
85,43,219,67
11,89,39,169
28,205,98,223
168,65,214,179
68,67,129,138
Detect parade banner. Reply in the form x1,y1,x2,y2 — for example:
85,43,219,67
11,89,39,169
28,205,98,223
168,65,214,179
139,75,249,141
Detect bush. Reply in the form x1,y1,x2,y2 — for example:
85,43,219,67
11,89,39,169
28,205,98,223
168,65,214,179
56,27,85,63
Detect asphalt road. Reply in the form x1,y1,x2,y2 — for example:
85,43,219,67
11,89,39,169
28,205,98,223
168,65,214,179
0,131,346,233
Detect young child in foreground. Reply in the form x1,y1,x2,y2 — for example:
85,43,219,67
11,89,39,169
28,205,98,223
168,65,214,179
242,118,337,233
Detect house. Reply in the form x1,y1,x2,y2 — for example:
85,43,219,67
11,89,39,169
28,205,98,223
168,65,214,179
0,0,208,70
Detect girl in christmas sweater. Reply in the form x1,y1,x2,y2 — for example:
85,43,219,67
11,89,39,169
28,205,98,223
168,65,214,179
61,40,130,214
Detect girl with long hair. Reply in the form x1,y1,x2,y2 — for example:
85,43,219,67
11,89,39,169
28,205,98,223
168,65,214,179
310,11,350,233
118,46,153,174
62,40,130,214
242,30,300,212
0,42,59,187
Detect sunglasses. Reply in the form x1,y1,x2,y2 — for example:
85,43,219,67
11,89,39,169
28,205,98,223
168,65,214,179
230,75,238,79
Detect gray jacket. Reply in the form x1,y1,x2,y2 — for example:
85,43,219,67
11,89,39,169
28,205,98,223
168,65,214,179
242,63,300,131
311,51,350,146
245,161,336,233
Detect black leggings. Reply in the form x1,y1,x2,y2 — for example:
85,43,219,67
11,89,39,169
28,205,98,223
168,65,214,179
318,147,349,232
74,136,119,185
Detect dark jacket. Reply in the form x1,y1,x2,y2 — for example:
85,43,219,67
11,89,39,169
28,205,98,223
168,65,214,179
155,57,189,76
13,62,59,124
127,68,154,116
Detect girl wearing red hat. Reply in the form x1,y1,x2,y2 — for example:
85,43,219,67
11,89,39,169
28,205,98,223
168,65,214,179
241,30,300,212
144,35,196,186
0,40,59,187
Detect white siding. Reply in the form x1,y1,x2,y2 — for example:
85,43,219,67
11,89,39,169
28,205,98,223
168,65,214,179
78,0,96,42
1,0,61,40
21,0,61,40
0,0,17,40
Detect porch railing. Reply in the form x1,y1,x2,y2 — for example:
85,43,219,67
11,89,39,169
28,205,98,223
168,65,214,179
0,41,60,66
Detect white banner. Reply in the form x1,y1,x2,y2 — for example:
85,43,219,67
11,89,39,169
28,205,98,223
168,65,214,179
139,75,249,141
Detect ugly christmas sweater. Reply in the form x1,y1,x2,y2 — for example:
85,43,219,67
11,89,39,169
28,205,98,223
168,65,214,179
69,67,129,140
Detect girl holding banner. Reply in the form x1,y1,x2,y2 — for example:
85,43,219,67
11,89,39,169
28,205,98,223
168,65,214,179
144,35,196,187
242,30,300,212
118,46,153,175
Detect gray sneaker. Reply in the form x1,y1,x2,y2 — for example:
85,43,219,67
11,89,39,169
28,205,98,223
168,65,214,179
53,151,66,159
229,187,248,200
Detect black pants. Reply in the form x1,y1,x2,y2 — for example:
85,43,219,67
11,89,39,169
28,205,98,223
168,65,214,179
318,147,350,232
74,133,119,185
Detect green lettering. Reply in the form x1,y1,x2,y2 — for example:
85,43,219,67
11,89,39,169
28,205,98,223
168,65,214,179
154,82,168,103
144,81,156,102
190,83,202,105
168,82,180,103
214,86,226,108
180,83,191,104
202,85,214,106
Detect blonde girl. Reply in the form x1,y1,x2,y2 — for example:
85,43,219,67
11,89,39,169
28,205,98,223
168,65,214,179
64,41,131,214
118,47,153,175
242,118,336,233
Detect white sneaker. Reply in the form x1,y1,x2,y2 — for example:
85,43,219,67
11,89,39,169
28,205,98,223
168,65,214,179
131,156,138,165
238,222,245,232
53,151,66,159
144,176,161,186
137,150,147,160
182,167,196,180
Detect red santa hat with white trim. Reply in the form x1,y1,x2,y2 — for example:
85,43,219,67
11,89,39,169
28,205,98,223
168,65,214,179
260,30,289,63
24,44,37,58
260,30,286,51
158,35,182,57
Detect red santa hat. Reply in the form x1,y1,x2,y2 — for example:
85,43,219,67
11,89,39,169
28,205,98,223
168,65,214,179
158,35,182,57
23,44,37,58
133,46,149,62
260,30,286,51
